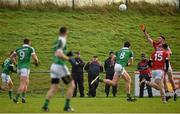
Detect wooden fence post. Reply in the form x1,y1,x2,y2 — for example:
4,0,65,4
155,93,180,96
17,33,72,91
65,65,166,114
18,0,21,7
125,0,129,9
72,0,75,10
179,0,180,12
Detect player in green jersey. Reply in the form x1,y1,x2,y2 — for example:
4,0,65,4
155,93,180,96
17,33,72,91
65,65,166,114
42,27,76,112
91,42,136,101
10,38,39,103
1,51,16,99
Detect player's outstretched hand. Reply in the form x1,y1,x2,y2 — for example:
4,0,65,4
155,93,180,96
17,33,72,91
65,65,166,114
67,51,74,57
140,24,146,32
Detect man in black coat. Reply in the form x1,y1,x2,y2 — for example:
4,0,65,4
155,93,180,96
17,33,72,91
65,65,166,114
85,56,103,97
72,52,85,97
104,52,117,97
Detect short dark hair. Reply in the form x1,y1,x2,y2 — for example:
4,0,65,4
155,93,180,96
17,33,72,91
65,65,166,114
59,26,67,34
76,51,80,55
160,35,165,40
93,55,98,58
162,43,168,50
124,42,131,48
141,53,146,57
10,51,14,55
109,51,114,55
24,38,30,44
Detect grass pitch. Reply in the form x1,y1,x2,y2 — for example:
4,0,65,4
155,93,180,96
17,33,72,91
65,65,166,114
0,95,179,113
0,9,180,95
0,6,180,113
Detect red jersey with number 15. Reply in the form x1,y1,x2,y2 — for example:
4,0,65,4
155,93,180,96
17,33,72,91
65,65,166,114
151,51,169,70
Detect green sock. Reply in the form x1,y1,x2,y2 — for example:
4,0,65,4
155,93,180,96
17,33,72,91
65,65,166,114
15,93,20,101
43,99,49,108
64,99,70,108
22,92,26,99
127,93,131,98
99,78,103,82
8,90,12,99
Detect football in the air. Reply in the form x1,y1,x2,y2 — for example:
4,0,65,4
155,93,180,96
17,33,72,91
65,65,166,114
119,4,127,11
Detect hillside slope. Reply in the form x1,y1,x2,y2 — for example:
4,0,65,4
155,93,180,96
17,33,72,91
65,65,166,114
0,9,180,94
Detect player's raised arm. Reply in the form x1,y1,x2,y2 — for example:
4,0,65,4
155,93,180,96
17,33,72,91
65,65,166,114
144,32,153,45
140,24,153,45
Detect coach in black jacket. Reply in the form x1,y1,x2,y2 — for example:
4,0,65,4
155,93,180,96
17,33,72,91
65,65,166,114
72,52,85,97
85,56,103,97
137,53,153,98
104,52,117,97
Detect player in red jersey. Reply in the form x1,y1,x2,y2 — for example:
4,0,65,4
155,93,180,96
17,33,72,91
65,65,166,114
140,24,167,51
140,24,177,101
141,44,169,103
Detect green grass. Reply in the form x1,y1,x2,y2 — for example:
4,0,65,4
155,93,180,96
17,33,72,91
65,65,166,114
0,6,180,113
0,95,179,113
0,7,180,94
0,8,180,92
0,9,180,71
0,73,134,96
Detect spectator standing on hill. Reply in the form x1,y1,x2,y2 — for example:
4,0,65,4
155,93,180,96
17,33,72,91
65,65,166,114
85,56,103,97
71,52,85,97
104,51,117,97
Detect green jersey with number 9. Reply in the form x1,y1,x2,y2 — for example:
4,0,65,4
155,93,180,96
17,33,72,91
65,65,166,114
115,47,134,67
15,44,35,69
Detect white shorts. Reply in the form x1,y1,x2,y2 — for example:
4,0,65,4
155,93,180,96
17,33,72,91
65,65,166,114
18,68,30,77
1,73,11,84
50,64,70,79
114,63,125,76
152,70,164,80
